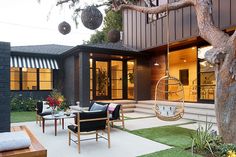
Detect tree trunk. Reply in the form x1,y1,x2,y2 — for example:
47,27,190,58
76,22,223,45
215,40,236,143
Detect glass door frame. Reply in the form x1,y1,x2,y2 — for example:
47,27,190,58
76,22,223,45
92,59,111,100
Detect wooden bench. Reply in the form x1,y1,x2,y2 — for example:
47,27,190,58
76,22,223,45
0,126,47,157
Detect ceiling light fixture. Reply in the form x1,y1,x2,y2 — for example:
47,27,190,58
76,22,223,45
154,61,159,66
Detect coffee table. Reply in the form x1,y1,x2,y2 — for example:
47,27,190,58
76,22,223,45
42,114,75,136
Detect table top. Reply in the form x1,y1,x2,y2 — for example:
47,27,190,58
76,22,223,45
43,114,75,120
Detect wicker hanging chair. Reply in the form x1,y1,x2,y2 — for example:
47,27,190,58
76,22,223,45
153,4,185,121
154,75,184,121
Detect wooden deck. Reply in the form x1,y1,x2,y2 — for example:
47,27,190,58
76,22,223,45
0,126,47,157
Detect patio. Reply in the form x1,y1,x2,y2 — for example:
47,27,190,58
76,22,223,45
11,116,173,157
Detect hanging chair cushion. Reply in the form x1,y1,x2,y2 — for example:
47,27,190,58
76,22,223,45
159,105,176,117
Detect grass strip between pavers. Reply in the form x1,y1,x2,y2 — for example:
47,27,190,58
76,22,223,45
11,111,35,123
131,125,196,149
138,148,203,157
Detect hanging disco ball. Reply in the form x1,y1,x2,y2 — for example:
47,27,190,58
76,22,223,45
81,6,103,30
58,21,71,35
108,29,120,43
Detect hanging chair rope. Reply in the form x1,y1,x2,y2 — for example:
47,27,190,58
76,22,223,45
153,2,185,121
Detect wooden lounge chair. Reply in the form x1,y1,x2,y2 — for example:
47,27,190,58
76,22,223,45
68,109,111,153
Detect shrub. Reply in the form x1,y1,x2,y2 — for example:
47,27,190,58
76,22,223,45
11,94,38,112
191,120,223,156
219,143,236,157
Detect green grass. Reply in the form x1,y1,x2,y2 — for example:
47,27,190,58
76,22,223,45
131,125,196,149
11,111,35,123
139,148,202,157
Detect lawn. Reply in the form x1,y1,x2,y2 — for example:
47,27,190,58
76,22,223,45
139,148,202,157
131,125,203,157
131,125,195,149
11,111,35,123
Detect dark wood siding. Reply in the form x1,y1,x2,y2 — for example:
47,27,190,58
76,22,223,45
123,0,236,49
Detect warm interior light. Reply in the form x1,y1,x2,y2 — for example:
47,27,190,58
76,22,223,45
154,62,159,66
183,60,187,63
22,68,27,72
89,59,93,63
192,47,195,50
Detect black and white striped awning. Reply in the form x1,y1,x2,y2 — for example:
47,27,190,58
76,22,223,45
10,56,59,69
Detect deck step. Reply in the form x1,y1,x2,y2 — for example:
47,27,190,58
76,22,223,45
134,108,155,115
183,113,216,123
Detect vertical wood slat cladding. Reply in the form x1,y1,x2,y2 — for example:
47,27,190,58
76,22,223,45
141,0,146,49
151,53,166,99
132,10,137,49
123,10,128,45
220,0,231,29
231,0,236,26
123,0,236,49
183,7,191,38
175,8,183,40
137,1,142,49
156,18,163,45
151,21,157,47
169,0,176,42
191,6,198,36
212,0,219,27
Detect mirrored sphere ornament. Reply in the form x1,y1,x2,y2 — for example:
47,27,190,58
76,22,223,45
81,6,103,30
108,29,120,43
58,21,71,35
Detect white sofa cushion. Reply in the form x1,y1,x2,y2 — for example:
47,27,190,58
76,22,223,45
0,131,31,152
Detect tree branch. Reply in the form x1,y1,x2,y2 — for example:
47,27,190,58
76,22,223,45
113,0,194,13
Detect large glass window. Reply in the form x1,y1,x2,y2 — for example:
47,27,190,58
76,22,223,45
198,46,215,100
10,67,53,91
22,68,37,90
127,60,134,99
169,47,197,102
39,69,53,90
111,61,123,99
10,68,20,90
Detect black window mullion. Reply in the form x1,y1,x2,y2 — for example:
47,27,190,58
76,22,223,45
20,68,22,90
37,69,40,90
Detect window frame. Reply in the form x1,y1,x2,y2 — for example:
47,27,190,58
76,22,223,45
10,68,53,91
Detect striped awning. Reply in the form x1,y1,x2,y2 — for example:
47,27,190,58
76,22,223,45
10,56,59,69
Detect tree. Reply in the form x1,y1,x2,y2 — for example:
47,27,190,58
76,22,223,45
57,0,236,144
87,10,122,44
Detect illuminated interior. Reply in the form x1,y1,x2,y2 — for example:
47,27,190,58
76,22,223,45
111,61,123,99
169,47,197,102
10,68,20,90
127,60,134,99
198,46,215,100
39,69,53,90
22,68,37,90
95,61,109,97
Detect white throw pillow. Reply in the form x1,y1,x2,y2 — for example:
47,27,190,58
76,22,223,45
159,105,176,117
42,101,52,113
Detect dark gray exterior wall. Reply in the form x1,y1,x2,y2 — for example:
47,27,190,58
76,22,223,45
79,52,90,107
134,56,151,100
63,55,76,104
123,0,236,49
0,42,10,132
62,52,90,107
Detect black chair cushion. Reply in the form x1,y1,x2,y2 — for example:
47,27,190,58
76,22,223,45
71,111,107,133
110,104,121,120
38,112,51,116
89,103,108,112
36,101,43,114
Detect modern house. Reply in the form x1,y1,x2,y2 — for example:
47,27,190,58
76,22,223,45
0,0,235,132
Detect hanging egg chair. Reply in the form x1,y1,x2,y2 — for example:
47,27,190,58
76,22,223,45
154,75,184,121
153,4,185,121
